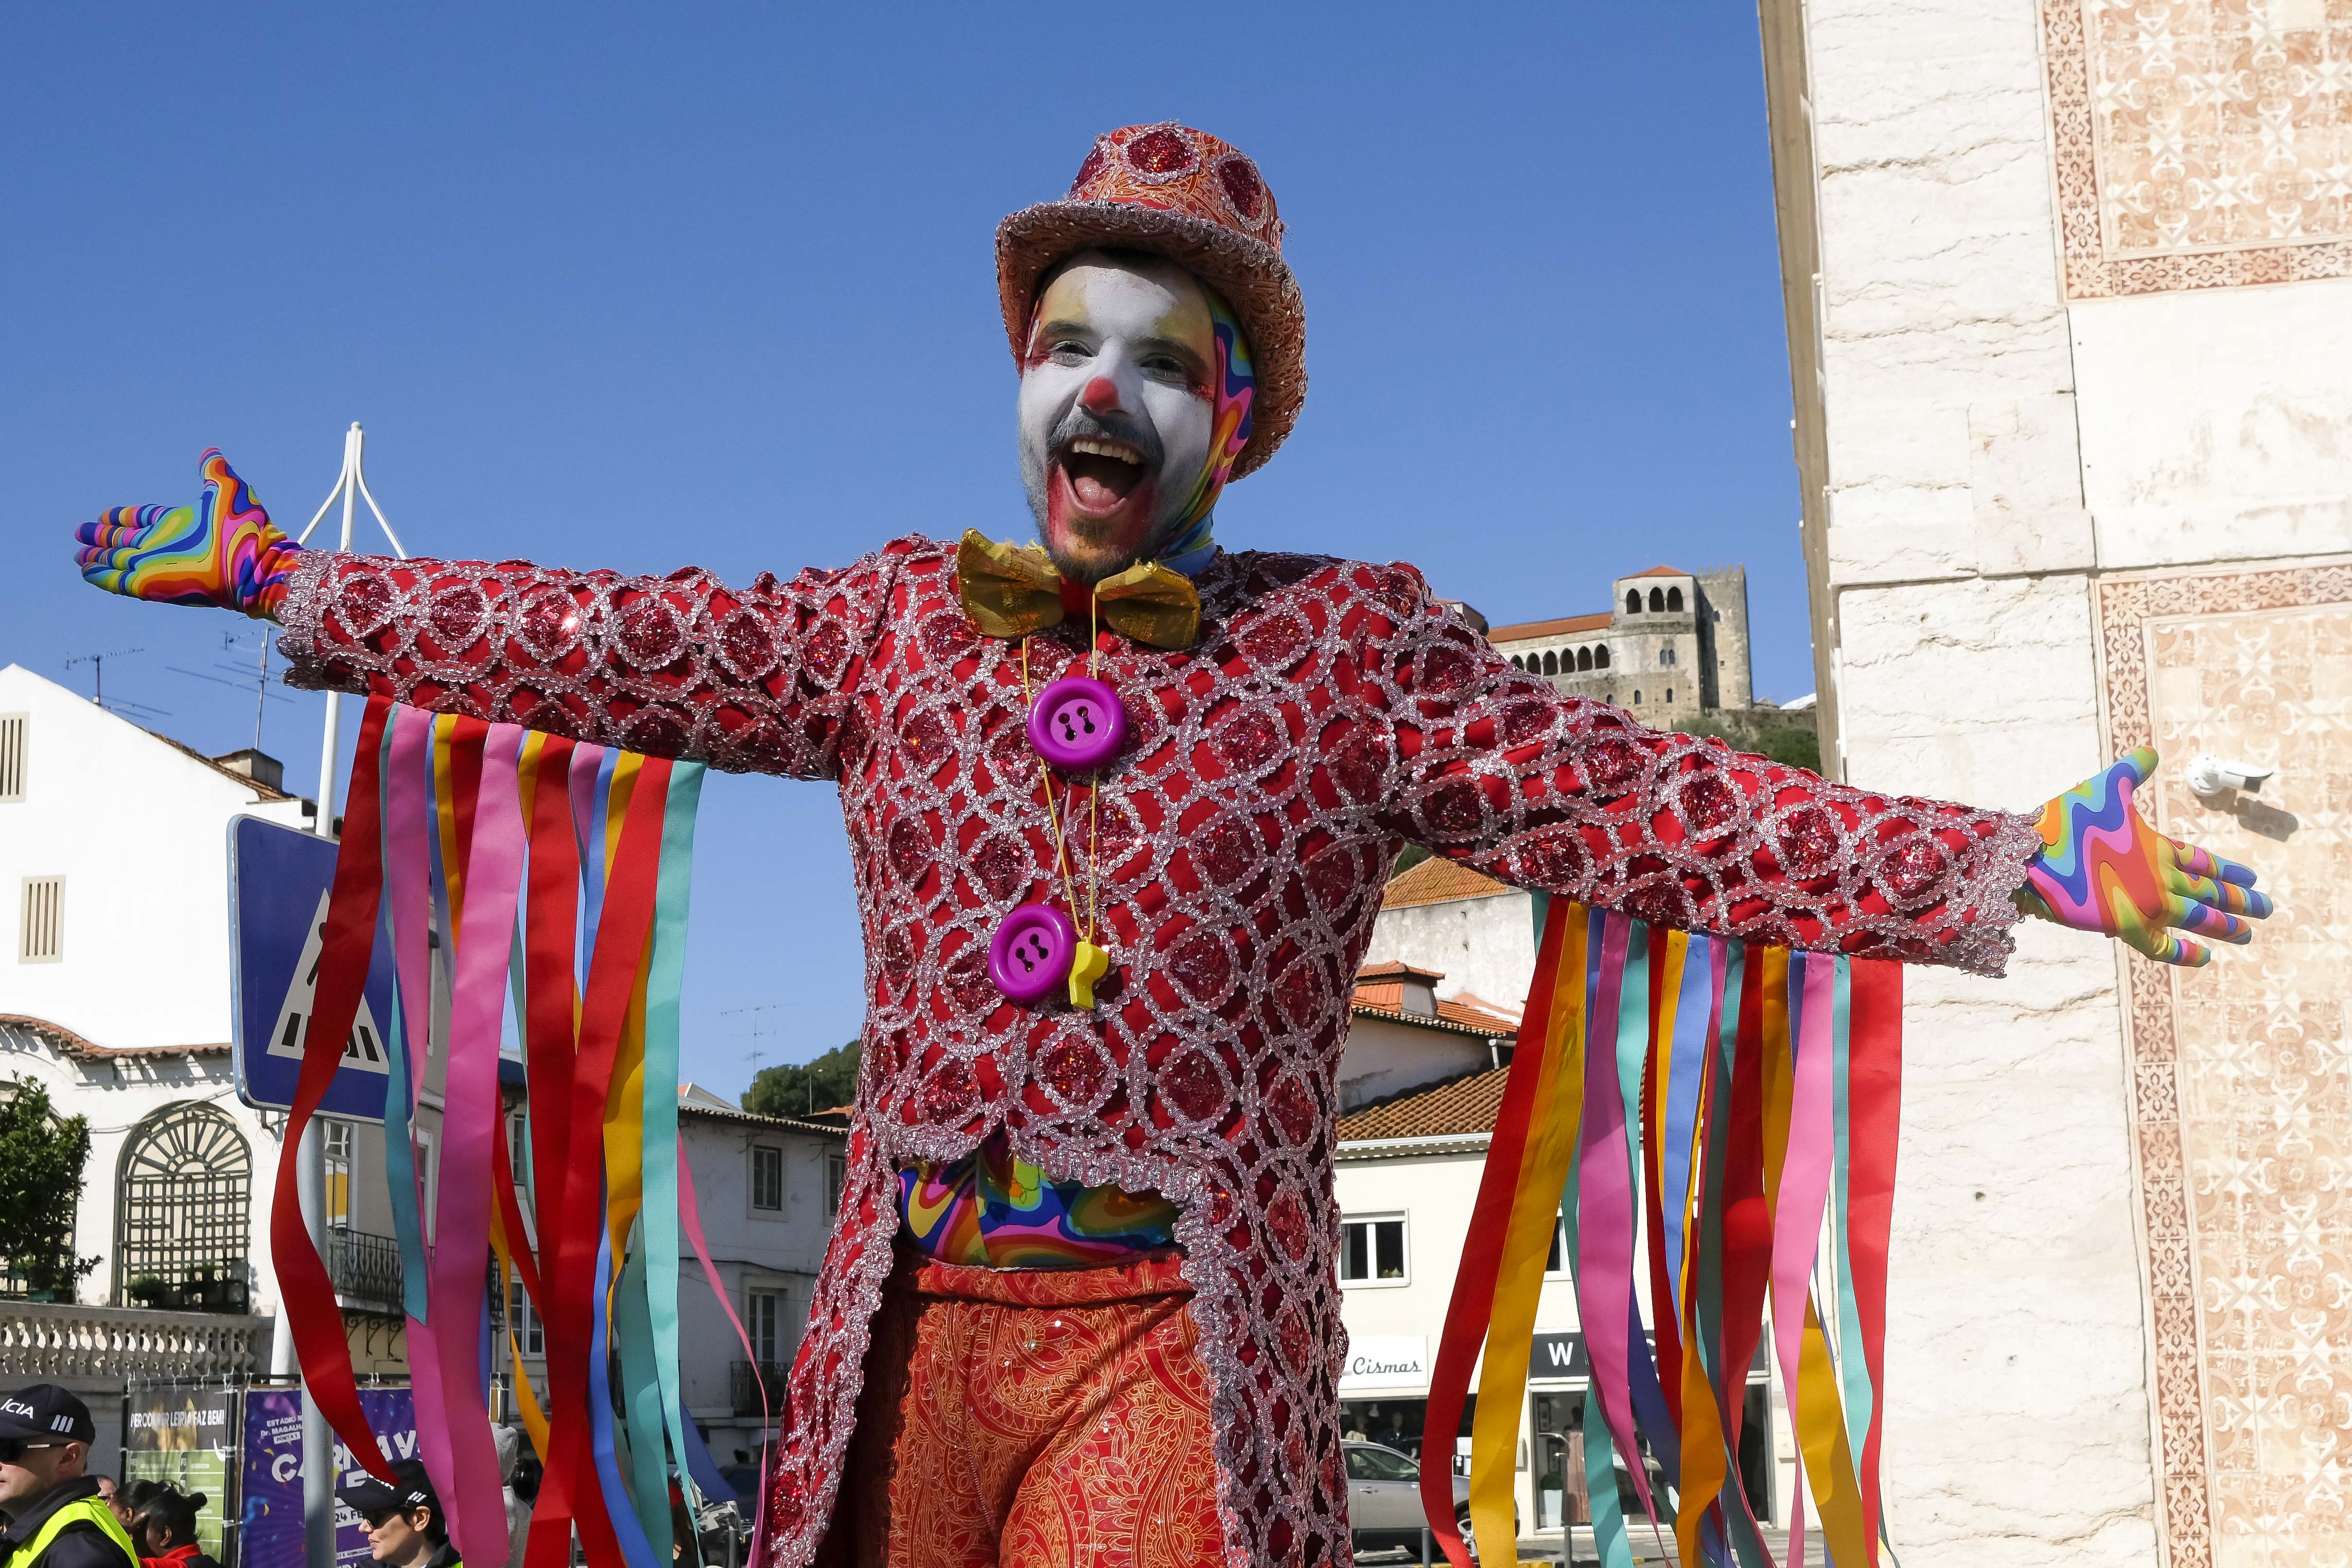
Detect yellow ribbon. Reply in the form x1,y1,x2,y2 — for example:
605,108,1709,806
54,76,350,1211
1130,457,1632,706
955,530,1201,649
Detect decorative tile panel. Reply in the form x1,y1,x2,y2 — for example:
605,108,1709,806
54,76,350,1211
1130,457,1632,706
2098,561,2352,1568
2043,1,2352,296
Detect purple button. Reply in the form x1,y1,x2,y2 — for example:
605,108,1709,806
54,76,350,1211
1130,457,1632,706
1026,676,1126,771
988,903,1076,1003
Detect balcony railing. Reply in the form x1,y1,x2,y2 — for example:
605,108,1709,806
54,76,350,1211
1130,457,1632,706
0,1302,269,1383
730,1360,786,1416
324,1227,405,1315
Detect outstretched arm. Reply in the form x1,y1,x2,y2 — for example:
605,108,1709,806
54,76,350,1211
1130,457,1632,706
74,451,902,780
1360,567,2268,975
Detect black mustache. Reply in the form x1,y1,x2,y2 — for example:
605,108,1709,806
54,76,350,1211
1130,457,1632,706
1050,405,1164,471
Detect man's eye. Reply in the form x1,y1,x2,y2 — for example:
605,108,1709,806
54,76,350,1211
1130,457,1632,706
1050,341,1091,361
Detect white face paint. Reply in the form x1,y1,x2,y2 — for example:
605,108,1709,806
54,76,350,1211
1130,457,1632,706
1016,251,1217,584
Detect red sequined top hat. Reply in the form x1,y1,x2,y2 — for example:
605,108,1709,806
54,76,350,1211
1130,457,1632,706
996,123,1305,479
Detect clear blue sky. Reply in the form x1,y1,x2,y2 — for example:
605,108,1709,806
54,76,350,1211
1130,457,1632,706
3,5,1804,1095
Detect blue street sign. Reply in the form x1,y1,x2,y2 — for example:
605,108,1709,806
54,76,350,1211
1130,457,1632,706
228,814,398,1123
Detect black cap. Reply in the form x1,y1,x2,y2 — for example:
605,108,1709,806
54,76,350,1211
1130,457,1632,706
342,1460,440,1524
0,1385,95,1445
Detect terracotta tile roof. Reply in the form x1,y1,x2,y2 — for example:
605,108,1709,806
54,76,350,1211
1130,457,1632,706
1623,564,1691,579
1356,961,1443,983
1336,1066,1510,1143
1381,857,1513,910
1486,611,1613,642
1436,996,1520,1033
0,1015,227,1059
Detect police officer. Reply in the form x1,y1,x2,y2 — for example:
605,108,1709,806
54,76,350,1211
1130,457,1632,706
343,1461,460,1568
0,1386,135,1568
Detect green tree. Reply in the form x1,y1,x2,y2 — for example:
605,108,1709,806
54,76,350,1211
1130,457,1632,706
744,1040,863,1121
1671,712,1822,773
0,1077,100,1298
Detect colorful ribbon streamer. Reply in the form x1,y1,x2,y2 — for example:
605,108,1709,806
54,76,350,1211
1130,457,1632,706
1423,901,1904,1568
278,696,730,1568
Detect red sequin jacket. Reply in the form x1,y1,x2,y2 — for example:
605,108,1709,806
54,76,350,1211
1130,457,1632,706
277,538,2039,1568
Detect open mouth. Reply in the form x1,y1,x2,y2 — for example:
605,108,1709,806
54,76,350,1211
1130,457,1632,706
1057,436,1149,514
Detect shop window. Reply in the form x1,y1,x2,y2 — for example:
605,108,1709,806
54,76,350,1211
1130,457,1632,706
1340,1215,1407,1284
751,1145,784,1211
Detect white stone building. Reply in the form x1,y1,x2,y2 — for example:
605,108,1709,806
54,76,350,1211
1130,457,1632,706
1486,564,1757,726
1753,5,2352,1565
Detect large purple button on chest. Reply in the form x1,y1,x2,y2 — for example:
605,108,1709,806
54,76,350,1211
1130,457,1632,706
988,903,1076,1003
1026,676,1125,771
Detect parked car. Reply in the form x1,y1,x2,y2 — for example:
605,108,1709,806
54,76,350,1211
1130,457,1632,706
1343,1440,1512,1559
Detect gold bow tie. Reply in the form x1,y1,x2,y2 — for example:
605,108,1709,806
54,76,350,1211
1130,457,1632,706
955,530,1201,650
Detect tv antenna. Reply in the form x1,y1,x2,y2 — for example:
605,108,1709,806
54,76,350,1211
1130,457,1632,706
63,648,147,710
724,1004,798,1101
299,424,408,839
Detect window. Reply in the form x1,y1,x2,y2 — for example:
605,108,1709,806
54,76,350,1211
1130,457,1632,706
19,876,62,962
414,1129,438,1242
1340,1215,1407,1284
1595,645,1610,669
1666,586,1684,612
1662,645,1676,666
1624,590,1641,614
1666,689,1674,703
751,1145,785,1212
1575,646,1592,672
1634,690,1643,704
322,1119,352,1229
747,1289,783,1366
507,1278,544,1355
115,1102,251,1312
1540,650,1558,675
1510,655,1523,671
0,715,24,801
1648,587,1665,612
1547,1209,1569,1275
826,1148,847,1214
507,1111,531,1203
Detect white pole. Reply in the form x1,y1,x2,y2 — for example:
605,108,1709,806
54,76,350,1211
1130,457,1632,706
312,426,361,840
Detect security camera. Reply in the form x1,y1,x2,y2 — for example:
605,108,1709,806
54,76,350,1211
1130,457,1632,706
2185,754,2274,800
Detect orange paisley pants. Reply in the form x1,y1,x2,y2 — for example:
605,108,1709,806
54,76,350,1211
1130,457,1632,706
830,1248,1223,1568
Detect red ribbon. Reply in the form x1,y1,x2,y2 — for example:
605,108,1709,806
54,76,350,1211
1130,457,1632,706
269,695,397,1483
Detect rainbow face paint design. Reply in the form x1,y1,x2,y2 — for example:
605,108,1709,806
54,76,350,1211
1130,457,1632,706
2016,747,2272,966
75,449,303,620
1161,290,1255,559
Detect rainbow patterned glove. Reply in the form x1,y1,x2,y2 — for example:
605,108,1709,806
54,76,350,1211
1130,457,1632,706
2016,748,2272,967
75,449,303,621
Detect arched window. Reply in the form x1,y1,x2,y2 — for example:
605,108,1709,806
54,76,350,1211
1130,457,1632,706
1633,689,1643,703
1541,650,1559,675
1662,645,1676,666
1576,646,1593,672
1648,587,1665,612
1667,586,1684,612
1625,590,1641,615
1510,655,1524,671
1666,689,1674,703
116,1102,251,1313
1595,645,1610,669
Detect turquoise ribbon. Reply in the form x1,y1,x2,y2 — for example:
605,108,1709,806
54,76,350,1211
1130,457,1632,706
641,763,706,1535
1829,959,1874,1485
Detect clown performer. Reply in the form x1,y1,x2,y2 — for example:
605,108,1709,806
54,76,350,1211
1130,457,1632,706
74,124,2270,1568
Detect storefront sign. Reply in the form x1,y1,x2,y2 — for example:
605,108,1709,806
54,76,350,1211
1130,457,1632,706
238,1386,417,1568
125,1387,238,1561
1528,1331,1770,1384
1340,1334,1429,1390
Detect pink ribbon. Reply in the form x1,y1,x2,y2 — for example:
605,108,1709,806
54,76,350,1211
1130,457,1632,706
430,723,530,1566
1769,954,1838,1568
1575,912,1654,1517
677,1132,769,1560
